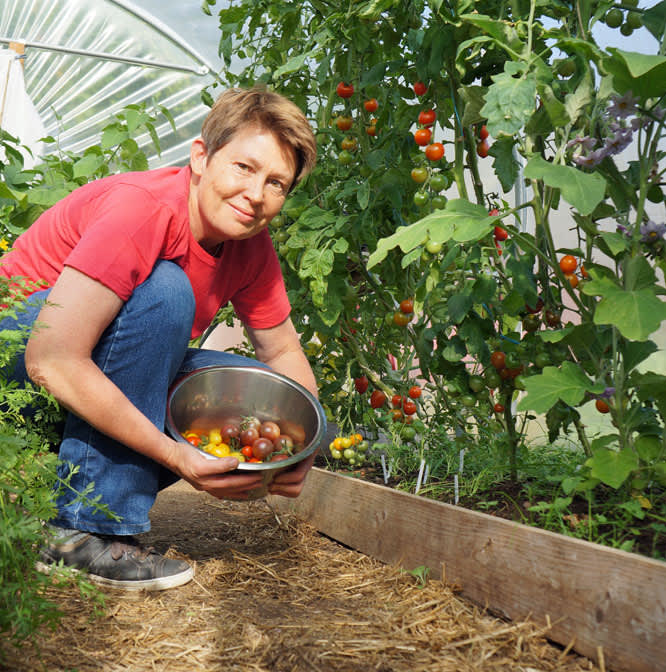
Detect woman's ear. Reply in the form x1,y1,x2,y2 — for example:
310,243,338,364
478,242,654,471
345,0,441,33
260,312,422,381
190,138,208,177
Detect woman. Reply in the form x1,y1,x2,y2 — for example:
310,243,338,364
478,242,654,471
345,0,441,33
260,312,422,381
0,87,320,591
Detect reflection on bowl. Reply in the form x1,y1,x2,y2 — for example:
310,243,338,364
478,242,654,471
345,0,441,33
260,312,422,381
166,366,327,498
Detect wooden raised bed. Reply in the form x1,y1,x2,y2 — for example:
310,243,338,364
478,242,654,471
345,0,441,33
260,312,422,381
268,467,666,672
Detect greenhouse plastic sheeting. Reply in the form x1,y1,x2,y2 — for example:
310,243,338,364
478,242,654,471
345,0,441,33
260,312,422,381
0,0,218,167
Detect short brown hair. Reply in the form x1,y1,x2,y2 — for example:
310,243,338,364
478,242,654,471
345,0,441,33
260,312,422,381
201,87,317,188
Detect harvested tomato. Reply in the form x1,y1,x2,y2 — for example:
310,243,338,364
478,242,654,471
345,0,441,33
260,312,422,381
185,434,201,447
260,421,281,441
400,298,414,314
252,437,275,460
241,445,254,458
425,142,445,161
370,390,387,409
273,434,294,453
336,81,354,98
418,109,436,127
363,98,378,112
239,426,259,446
221,423,240,443
414,128,432,146
413,80,427,96
408,385,422,399
559,254,578,273
354,375,369,394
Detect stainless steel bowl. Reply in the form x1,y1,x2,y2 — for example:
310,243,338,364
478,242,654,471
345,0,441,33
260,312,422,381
165,366,327,498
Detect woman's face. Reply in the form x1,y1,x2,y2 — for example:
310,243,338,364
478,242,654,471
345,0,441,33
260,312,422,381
188,125,296,251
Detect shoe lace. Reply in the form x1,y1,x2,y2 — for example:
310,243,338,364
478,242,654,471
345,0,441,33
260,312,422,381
108,536,156,562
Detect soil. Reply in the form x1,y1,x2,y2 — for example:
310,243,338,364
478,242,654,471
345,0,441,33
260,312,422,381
1,480,601,672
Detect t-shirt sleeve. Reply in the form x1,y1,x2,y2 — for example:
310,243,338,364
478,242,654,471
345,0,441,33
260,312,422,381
63,186,176,300
230,231,291,329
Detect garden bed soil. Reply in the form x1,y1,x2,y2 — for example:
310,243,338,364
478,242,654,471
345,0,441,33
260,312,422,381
1,480,600,672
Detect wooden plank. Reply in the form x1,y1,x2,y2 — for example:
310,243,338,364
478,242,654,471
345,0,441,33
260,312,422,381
268,468,666,672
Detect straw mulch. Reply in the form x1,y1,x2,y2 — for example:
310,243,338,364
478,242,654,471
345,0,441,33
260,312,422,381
2,480,601,672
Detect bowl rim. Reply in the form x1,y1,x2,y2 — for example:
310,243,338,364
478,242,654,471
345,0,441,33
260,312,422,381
165,365,326,470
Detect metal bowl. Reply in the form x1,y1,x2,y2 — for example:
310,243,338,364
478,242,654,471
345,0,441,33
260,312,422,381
165,366,327,498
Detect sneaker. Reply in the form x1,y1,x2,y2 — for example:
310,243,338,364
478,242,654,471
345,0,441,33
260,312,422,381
37,532,194,591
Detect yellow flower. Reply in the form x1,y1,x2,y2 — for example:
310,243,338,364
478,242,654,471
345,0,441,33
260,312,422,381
0,238,9,251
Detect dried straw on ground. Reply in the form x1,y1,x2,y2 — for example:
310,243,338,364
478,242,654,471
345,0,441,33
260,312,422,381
2,481,600,672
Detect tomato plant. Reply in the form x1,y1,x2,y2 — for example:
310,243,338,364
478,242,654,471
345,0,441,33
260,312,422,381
413,81,427,96
476,139,489,158
393,310,412,326
370,390,386,409
493,225,508,241
363,98,378,112
354,375,369,394
559,254,578,274
418,109,436,127
408,385,421,399
336,115,353,131
410,167,428,183
399,298,414,314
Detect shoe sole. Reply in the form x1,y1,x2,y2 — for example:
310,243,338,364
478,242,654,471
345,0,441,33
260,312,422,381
35,560,194,591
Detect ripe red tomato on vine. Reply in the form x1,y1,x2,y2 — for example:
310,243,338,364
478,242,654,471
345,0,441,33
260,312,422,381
370,389,387,409
425,142,445,161
418,109,436,127
490,351,506,370
493,225,508,241
408,385,422,399
559,254,578,273
479,125,489,140
413,81,427,96
336,116,353,131
391,394,403,408
477,139,490,158
363,98,378,112
414,128,432,146
354,375,369,394
402,399,418,415
336,81,354,98
595,398,610,414
399,298,414,314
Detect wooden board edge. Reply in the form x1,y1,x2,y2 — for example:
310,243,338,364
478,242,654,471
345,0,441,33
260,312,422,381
268,467,666,672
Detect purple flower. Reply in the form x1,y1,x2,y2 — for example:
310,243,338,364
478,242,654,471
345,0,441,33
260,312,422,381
567,135,597,151
573,148,607,167
631,116,650,131
603,128,633,155
607,91,639,119
600,387,615,399
640,220,666,244
616,223,632,238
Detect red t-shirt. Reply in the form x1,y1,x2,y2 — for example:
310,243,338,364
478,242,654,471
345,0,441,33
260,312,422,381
0,166,290,338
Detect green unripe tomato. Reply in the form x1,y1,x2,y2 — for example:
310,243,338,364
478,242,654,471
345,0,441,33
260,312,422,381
513,375,527,391
413,191,429,207
330,448,342,459
429,173,449,192
338,150,354,165
425,239,443,254
556,58,576,78
504,352,521,369
620,22,634,36
273,228,289,243
411,166,428,183
647,184,663,203
535,352,550,368
468,375,485,393
359,164,372,177
626,11,642,29
431,195,448,210
342,448,356,461
605,8,623,27
271,213,286,228
484,370,501,388
356,440,369,453
400,425,417,441
461,394,477,408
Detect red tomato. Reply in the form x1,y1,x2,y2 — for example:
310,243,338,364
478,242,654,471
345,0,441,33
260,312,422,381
493,402,505,414
402,399,417,415
260,421,281,441
186,435,201,447
354,375,369,394
477,139,490,158
425,142,445,161
336,116,353,131
273,434,294,453
408,385,422,399
418,109,436,127
493,226,508,241
488,208,500,216
479,125,489,140
370,390,387,409
413,128,432,146
490,351,506,370
221,423,240,443
366,124,377,136
565,273,579,289
393,311,412,327
413,81,427,96
241,445,253,458
595,398,610,414
400,298,414,314
363,98,378,112
559,254,578,273
252,437,275,460
391,394,403,408
239,426,259,446
336,81,354,98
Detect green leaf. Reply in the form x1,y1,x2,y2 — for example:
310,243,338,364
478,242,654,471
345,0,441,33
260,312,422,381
100,125,128,150
480,62,536,137
357,181,370,210
564,70,594,125
459,13,524,53
448,294,473,323
488,137,519,193
299,248,334,280
274,51,312,78
72,154,104,179
540,85,570,128
582,276,666,341
642,1,666,41
523,155,606,216
586,448,639,489
517,361,602,413
603,49,666,101
598,231,629,258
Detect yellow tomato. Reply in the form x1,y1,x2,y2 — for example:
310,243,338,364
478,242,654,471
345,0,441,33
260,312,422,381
340,437,352,449
208,428,223,445
229,451,246,462
333,437,345,451
205,442,231,458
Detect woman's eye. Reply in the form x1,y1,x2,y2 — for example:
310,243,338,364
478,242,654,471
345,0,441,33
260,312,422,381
269,179,286,195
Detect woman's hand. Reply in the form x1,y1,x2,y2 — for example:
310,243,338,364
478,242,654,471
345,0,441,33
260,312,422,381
266,451,317,498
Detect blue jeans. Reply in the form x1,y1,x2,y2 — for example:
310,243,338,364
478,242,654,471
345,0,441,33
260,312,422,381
2,261,267,535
